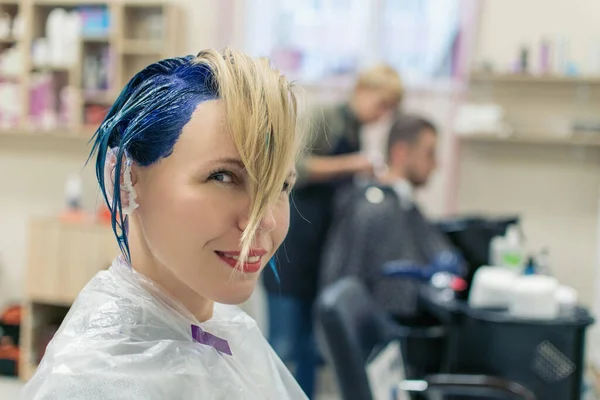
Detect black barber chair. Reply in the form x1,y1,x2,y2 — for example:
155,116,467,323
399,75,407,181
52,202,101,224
316,278,536,400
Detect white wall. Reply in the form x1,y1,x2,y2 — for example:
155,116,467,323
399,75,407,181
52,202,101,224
0,137,97,305
473,0,600,75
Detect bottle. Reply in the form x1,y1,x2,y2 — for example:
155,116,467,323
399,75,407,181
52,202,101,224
501,224,525,271
489,224,525,272
523,256,536,275
60,173,87,222
539,38,551,75
65,173,82,211
519,45,529,73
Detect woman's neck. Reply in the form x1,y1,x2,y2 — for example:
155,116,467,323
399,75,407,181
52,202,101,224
127,215,214,322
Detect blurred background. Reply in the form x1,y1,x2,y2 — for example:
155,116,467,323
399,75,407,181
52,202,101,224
1,0,600,399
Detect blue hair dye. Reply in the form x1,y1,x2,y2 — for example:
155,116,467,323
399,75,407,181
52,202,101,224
89,55,220,262
268,258,280,284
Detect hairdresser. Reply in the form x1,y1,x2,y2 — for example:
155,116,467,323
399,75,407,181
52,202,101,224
263,65,403,398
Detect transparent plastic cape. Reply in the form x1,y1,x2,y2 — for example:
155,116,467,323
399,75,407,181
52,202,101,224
21,257,308,400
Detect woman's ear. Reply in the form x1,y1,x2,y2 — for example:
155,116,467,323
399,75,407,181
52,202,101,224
121,155,139,215
104,148,139,215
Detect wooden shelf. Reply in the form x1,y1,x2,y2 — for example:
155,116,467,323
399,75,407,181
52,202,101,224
459,132,600,147
121,39,164,55
470,72,600,85
31,65,73,73
123,1,166,8
33,0,108,6
82,35,110,43
0,37,17,44
84,90,114,105
0,73,20,80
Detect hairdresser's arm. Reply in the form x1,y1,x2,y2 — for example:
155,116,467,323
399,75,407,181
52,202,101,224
300,153,373,183
295,107,372,186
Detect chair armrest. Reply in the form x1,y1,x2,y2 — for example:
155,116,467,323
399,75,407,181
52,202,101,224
385,322,446,339
421,374,535,400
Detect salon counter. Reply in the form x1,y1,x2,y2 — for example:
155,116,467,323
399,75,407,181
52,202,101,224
419,285,594,400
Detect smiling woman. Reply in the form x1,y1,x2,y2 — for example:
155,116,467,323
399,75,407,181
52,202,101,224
20,49,307,400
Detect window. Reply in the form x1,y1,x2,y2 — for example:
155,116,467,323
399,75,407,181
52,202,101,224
245,0,462,87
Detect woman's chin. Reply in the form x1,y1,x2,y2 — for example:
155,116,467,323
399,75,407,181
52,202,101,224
212,280,257,305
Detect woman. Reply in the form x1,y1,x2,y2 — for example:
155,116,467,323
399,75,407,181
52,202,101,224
22,49,307,399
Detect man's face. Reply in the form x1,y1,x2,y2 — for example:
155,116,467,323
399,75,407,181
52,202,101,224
405,128,438,187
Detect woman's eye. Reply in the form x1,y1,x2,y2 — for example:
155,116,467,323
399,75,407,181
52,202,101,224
209,171,234,184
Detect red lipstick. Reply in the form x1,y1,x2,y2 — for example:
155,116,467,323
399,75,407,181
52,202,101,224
215,249,267,273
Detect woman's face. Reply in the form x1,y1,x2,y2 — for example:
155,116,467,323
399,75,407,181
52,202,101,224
132,100,293,305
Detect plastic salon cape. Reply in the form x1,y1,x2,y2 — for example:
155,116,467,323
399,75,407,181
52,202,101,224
21,257,308,400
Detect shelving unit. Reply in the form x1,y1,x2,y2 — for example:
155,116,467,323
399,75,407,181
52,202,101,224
455,71,600,310
0,0,178,140
9,0,179,382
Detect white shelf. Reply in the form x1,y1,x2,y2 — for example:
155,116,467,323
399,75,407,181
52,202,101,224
0,128,91,141
470,73,600,85
459,132,600,147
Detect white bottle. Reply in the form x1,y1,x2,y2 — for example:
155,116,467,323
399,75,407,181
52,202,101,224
502,225,525,271
65,173,82,211
490,224,525,272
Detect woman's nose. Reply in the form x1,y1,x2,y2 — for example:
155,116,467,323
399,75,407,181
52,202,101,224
238,208,277,233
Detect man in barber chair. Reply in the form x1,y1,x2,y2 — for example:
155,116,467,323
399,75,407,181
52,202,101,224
319,116,462,378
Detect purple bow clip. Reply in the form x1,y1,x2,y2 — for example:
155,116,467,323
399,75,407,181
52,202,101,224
191,324,232,356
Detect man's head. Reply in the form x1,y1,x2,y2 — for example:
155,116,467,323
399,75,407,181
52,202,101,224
350,65,403,124
386,115,438,187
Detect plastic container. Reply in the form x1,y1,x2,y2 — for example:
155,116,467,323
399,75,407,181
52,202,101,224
468,266,517,309
509,275,559,319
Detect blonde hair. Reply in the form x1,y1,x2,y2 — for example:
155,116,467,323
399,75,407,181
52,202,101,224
194,49,301,270
355,64,403,104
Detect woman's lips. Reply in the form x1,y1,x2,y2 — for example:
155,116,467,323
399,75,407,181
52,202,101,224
215,249,267,273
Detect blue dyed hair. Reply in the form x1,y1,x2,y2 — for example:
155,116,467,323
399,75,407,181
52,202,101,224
90,55,219,262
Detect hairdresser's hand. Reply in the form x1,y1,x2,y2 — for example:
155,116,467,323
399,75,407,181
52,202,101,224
345,153,375,177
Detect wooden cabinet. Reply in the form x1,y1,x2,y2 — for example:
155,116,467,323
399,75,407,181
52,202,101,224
26,218,117,305
20,218,118,380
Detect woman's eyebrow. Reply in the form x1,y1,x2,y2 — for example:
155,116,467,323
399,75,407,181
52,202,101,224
209,157,246,170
